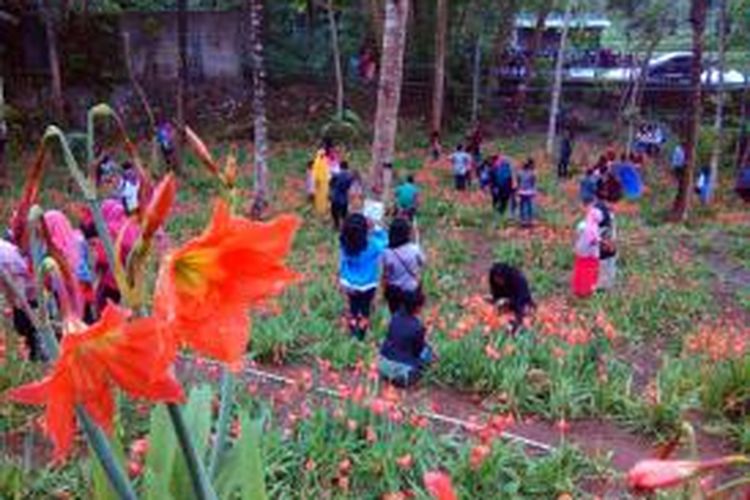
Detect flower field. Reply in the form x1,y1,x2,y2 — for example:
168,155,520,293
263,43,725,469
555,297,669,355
1,121,749,499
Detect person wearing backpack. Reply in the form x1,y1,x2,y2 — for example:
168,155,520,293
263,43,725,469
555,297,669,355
329,161,354,230
383,218,425,314
594,175,622,291
490,156,515,216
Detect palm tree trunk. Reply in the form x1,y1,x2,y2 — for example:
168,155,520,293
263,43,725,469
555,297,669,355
42,0,64,124
672,0,707,221
546,0,574,157
176,0,188,174
430,0,448,134
371,0,410,201
250,0,269,217
326,0,345,120
708,0,727,203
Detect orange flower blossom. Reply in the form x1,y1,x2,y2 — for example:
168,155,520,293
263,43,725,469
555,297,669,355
155,199,300,368
423,471,458,500
627,456,749,493
6,304,184,460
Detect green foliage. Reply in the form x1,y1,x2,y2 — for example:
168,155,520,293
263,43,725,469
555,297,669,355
215,415,268,500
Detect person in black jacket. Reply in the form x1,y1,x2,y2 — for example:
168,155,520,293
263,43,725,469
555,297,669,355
378,289,433,387
488,262,535,333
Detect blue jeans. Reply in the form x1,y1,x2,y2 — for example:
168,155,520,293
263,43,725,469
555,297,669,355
519,195,534,224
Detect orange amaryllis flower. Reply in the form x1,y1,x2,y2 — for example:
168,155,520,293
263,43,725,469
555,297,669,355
142,174,177,240
627,457,749,493
6,304,183,461
423,471,458,500
155,199,300,368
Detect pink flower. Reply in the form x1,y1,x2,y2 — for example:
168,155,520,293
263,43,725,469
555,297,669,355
627,457,748,493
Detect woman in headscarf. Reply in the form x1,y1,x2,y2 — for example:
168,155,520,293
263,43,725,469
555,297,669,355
312,137,340,216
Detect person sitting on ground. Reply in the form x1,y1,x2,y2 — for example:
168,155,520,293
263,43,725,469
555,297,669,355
339,213,388,340
488,262,535,333
378,288,434,388
383,217,425,314
329,161,354,229
450,144,472,191
394,175,420,220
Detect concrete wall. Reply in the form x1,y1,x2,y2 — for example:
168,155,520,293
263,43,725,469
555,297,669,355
120,11,244,81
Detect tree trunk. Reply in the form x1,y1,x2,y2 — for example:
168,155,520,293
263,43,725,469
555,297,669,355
430,0,447,134
0,77,7,191
369,0,384,44
515,7,549,130
326,0,345,120
736,76,749,168
42,0,64,124
370,0,409,201
546,0,574,157
250,0,269,217
672,0,707,221
175,0,188,174
471,37,481,125
708,0,727,203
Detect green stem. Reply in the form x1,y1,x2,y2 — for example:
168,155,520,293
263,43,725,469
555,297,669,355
207,369,235,478
77,407,139,500
167,403,219,500
88,198,120,284
0,268,136,500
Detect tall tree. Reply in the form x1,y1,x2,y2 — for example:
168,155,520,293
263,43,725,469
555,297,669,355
41,0,64,124
545,0,574,156
250,0,269,217
708,0,727,203
514,1,553,130
176,0,188,173
672,0,708,220
431,0,448,134
0,77,7,190
371,0,409,201
325,0,345,120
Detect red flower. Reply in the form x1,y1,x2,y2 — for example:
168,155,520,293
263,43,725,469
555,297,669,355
6,304,183,460
469,445,491,469
155,199,300,367
423,471,457,500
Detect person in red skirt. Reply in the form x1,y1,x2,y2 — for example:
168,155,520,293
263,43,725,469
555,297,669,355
571,194,604,298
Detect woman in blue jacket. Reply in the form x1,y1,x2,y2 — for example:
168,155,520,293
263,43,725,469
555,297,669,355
339,213,388,339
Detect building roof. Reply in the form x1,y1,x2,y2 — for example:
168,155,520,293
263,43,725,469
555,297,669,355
515,13,611,30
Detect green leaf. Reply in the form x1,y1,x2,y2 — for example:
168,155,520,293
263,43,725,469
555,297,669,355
90,423,127,500
172,385,215,500
143,405,178,500
215,415,268,500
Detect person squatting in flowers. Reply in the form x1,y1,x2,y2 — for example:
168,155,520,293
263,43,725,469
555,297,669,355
487,262,535,334
338,213,387,340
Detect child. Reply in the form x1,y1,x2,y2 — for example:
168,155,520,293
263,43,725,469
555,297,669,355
329,161,353,229
517,158,537,227
378,289,433,388
383,218,425,314
450,144,472,191
339,213,388,340
394,175,420,220
156,121,176,168
488,262,534,333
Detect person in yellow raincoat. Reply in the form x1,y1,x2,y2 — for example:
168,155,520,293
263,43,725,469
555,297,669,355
312,138,340,216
